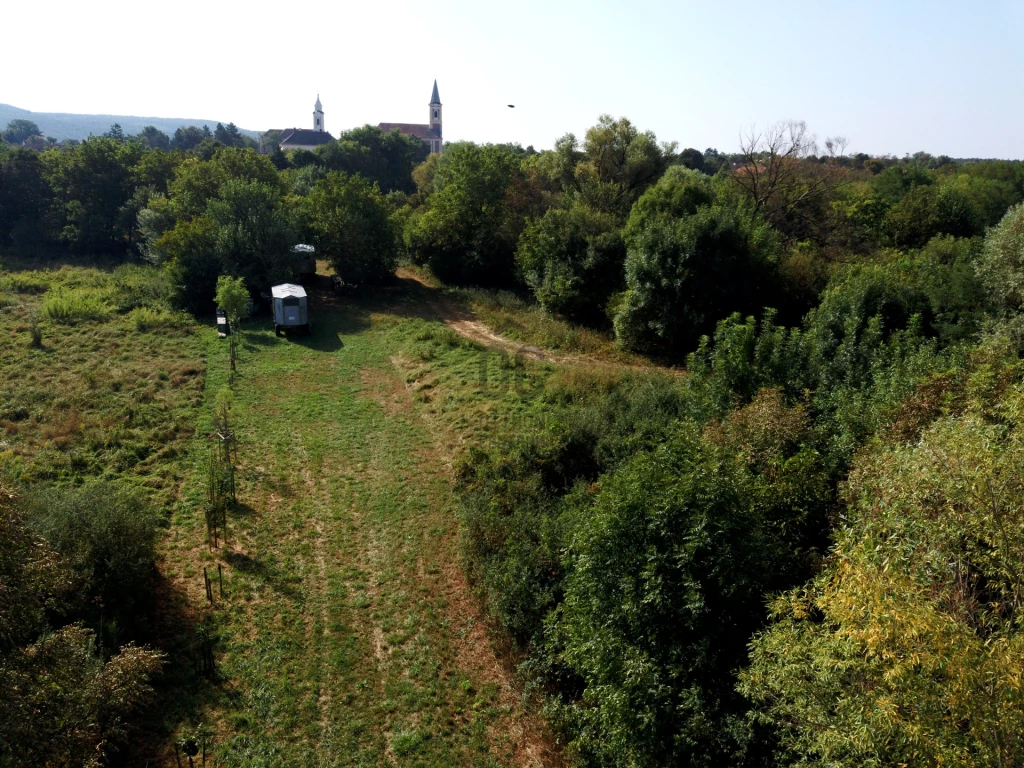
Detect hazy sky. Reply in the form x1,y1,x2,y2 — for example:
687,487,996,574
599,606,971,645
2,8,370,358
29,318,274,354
4,0,1022,158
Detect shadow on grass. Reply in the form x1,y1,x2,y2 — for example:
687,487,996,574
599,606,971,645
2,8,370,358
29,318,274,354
224,550,302,600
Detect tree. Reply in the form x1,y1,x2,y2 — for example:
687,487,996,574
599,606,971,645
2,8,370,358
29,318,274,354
0,625,163,767
207,178,295,289
42,136,143,253
316,125,430,194
156,216,221,312
0,148,54,248
515,203,625,323
214,122,244,148
171,125,211,151
136,125,170,150
552,424,779,767
571,115,672,219
732,120,849,243
0,491,163,767
105,123,125,142
215,274,250,333
976,202,1024,311
304,171,398,285
679,147,706,173
742,377,1024,767
21,483,161,635
404,142,525,286
2,119,41,144
613,169,768,356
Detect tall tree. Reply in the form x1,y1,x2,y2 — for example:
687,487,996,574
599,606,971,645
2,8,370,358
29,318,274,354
2,119,41,144
304,171,398,285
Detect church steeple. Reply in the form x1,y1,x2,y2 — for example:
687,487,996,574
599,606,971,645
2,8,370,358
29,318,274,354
429,80,442,140
313,94,324,133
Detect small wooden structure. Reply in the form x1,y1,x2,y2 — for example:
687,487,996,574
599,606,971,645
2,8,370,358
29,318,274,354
271,283,310,336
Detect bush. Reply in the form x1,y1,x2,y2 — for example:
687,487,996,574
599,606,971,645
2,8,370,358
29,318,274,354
128,306,189,332
614,206,759,356
41,287,111,324
111,264,173,313
742,367,1024,767
977,201,1024,311
515,203,625,324
21,482,161,631
550,423,780,767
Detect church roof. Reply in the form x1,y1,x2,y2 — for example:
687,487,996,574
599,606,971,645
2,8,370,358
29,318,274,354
378,123,441,140
430,80,441,105
279,128,334,147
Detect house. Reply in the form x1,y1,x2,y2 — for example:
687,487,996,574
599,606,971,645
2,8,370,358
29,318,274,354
378,80,443,155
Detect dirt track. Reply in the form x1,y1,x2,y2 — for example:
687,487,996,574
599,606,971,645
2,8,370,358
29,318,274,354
396,268,686,376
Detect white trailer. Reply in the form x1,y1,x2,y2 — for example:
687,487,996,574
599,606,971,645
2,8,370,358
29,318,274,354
271,283,310,336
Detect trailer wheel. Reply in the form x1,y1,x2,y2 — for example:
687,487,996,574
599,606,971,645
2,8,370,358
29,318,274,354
275,325,281,337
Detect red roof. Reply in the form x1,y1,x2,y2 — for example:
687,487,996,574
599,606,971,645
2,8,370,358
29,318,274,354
378,123,440,140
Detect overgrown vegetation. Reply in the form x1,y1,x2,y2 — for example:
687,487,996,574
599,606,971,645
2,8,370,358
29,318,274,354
5,108,1024,767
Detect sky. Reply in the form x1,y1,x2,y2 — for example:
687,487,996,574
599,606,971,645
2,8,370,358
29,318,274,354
3,0,1022,158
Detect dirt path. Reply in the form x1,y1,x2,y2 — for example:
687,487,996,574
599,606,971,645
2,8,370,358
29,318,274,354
396,268,685,376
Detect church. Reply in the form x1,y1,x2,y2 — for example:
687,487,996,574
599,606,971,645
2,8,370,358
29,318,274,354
275,95,334,152
268,82,444,155
378,80,444,155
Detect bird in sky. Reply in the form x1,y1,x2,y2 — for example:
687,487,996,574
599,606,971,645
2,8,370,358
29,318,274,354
508,104,515,108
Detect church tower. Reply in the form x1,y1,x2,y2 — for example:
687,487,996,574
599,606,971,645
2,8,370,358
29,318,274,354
429,80,442,139
313,94,325,133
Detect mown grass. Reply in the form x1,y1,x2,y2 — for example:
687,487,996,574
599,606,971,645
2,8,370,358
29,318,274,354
162,279,569,767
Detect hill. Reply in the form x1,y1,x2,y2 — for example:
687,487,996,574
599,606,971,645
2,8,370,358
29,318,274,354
0,103,260,142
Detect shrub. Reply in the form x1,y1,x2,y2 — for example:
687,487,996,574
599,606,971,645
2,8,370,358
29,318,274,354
128,306,189,332
111,264,173,313
41,287,111,324
21,482,161,630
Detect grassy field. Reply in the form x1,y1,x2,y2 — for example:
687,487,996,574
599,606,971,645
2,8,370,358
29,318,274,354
165,279,566,767
2,256,654,766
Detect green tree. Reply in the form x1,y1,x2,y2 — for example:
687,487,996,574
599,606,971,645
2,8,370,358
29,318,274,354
207,178,294,289
305,171,398,285
552,424,779,767
573,115,672,218
2,119,41,144
0,148,54,248
136,125,170,150
515,203,625,323
156,216,221,312
215,274,250,332
170,124,212,151
404,142,525,285
976,202,1024,311
21,483,161,634
316,125,430,194
214,121,244,147
742,373,1024,767
0,624,163,767
614,205,762,356
42,136,143,253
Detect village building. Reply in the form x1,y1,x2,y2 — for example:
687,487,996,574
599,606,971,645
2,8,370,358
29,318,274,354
269,95,334,152
378,80,443,155
264,83,444,154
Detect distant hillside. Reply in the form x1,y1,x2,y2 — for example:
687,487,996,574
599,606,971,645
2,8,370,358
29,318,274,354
0,103,261,142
